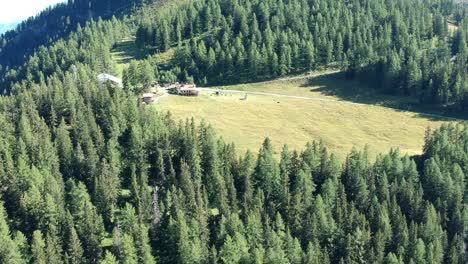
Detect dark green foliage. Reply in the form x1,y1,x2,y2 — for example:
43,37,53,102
0,0,466,263
0,202,25,263
0,0,147,71
1,67,466,262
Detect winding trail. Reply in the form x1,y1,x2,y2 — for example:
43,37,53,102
197,87,353,103
195,86,463,122
159,70,463,121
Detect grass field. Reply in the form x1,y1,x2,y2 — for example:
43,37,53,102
448,21,459,34
111,37,177,77
111,37,143,76
156,74,455,159
110,38,456,160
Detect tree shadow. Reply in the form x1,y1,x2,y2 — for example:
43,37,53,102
300,72,466,122
111,38,143,64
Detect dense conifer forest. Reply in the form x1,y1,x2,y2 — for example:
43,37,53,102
0,0,146,71
0,0,466,263
134,0,467,110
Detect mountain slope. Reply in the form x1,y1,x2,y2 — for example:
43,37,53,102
0,0,466,263
131,0,467,111
0,0,143,71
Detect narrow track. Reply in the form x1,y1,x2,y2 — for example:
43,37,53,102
195,88,463,122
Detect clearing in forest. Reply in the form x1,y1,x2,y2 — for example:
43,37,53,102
111,37,144,76
110,39,458,159
156,72,457,159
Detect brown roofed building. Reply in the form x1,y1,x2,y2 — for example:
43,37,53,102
177,84,198,96
142,93,156,104
167,83,199,96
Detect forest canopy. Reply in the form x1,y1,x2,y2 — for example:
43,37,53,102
133,0,467,110
0,0,466,263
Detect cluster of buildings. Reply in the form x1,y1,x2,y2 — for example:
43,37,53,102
142,82,199,104
165,82,199,96
98,73,199,105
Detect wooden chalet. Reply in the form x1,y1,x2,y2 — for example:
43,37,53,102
167,83,199,96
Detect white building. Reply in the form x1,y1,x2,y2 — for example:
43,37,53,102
98,73,123,87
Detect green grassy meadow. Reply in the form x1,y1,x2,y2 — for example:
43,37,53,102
156,74,454,159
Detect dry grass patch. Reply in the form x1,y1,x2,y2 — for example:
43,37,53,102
156,86,451,160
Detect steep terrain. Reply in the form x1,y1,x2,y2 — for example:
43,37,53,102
0,0,143,72
0,1,466,263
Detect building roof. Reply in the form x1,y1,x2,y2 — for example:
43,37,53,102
179,85,196,90
98,73,123,86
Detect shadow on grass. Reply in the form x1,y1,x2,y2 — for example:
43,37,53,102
301,72,466,122
112,39,143,65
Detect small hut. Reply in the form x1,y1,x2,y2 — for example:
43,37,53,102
142,93,156,104
177,84,199,96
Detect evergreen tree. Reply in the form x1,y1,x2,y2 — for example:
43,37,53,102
0,202,24,264
31,230,47,264
66,226,84,264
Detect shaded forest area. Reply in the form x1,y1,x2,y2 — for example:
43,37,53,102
0,0,149,72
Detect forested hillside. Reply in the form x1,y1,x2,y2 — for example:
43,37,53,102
0,0,467,263
134,0,467,110
0,0,147,73
0,52,467,262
